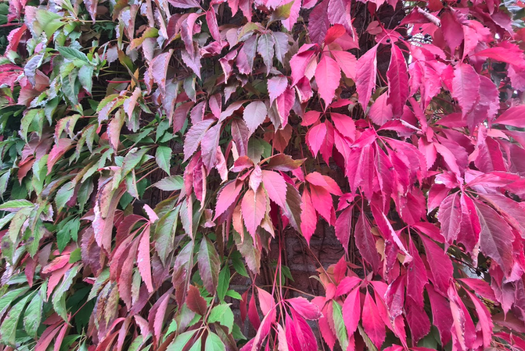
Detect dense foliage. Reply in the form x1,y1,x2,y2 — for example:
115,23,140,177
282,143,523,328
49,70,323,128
1,0,525,349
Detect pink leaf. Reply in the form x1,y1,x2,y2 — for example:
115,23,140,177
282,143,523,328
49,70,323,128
287,297,322,320
183,119,216,161
285,311,318,351
261,170,287,209
309,184,335,225
362,292,385,349
475,200,514,276
368,93,393,126
268,76,288,104
356,45,378,108
495,105,525,128
214,181,242,220
342,286,361,335
305,172,343,196
138,225,154,293
241,186,267,238
243,101,267,135
306,123,327,157
315,55,341,105
331,50,356,80
257,287,275,316
300,190,317,244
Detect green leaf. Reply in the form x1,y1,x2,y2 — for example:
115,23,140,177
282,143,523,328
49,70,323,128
188,336,202,351
208,304,234,333
153,175,184,191
57,46,89,62
0,200,33,211
332,301,349,350
225,290,242,300
57,217,80,252
122,147,150,177
78,65,94,94
231,251,249,278
217,267,230,302
167,330,197,351
198,237,221,294
0,292,34,345
0,286,30,317
155,206,179,264
155,146,172,175
55,181,75,213
23,291,43,338
52,265,81,320
34,9,64,38
88,269,110,301
205,332,226,351
69,247,81,263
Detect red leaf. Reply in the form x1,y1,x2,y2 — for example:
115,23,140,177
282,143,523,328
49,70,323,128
406,238,428,307
356,45,378,108
354,211,381,272
464,289,493,348
149,51,172,92
342,286,360,335
437,192,461,244
475,200,514,276
249,291,261,330
426,285,453,345
362,292,385,349
261,170,287,209
138,225,154,293
186,285,207,315
256,287,275,316
387,45,409,117
452,63,480,117
420,235,452,295
287,297,322,320
241,186,267,238
335,206,353,254
47,139,73,174
405,296,430,343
